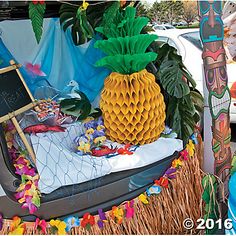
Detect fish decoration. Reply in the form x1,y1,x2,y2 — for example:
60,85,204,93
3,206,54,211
91,145,117,157
24,124,66,134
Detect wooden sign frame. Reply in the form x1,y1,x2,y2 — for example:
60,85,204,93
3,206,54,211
0,60,36,123
0,60,37,163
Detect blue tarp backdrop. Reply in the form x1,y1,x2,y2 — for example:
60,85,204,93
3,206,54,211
0,18,110,102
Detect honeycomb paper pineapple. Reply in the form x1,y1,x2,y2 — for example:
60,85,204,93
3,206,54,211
94,6,165,145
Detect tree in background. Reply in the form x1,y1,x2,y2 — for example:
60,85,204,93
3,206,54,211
149,0,183,24
136,2,148,17
182,0,198,27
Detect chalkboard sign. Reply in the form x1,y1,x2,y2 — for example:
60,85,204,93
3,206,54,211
0,63,35,123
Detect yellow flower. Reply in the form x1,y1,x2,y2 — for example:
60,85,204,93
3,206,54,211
86,128,94,135
97,125,105,131
78,142,91,153
138,193,149,204
50,219,67,235
186,140,195,158
94,136,106,144
80,0,89,11
111,206,124,224
172,159,182,168
9,216,25,235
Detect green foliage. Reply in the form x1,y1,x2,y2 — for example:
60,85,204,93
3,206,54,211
59,4,94,45
149,0,183,24
148,43,203,144
60,91,101,120
166,94,199,144
95,6,157,74
159,60,195,98
29,2,46,44
201,175,219,234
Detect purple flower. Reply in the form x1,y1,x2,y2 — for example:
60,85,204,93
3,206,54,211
97,209,107,228
164,167,177,179
92,130,105,139
97,117,104,126
0,213,3,230
84,120,97,129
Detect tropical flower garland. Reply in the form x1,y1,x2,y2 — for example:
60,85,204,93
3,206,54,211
3,122,41,214
0,134,198,234
74,117,107,155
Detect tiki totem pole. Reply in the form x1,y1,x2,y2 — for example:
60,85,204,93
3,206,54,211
198,1,231,185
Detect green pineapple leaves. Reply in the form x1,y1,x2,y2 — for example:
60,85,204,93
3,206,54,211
95,6,157,74
94,34,157,55
96,53,157,74
29,2,46,44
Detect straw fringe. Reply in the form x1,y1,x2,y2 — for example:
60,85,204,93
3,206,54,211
0,141,204,235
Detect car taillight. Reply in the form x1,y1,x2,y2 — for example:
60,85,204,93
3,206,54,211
230,81,236,99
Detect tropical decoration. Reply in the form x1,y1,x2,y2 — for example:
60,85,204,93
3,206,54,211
60,91,101,120
64,216,80,233
80,213,95,230
49,219,67,235
199,0,231,186
95,6,166,145
0,134,204,235
29,1,46,44
8,216,25,235
3,122,41,214
34,218,47,234
59,1,120,45
74,117,107,155
201,175,219,235
59,1,94,45
147,43,203,144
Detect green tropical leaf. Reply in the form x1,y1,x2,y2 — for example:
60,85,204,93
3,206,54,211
159,60,195,98
59,4,94,45
60,91,91,120
90,108,102,118
167,94,197,144
190,90,204,113
29,2,46,44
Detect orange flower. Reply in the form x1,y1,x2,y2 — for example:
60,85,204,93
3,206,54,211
172,159,182,168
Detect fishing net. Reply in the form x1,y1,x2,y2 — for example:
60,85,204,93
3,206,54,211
13,109,112,195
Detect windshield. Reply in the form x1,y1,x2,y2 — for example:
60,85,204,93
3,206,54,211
180,31,203,51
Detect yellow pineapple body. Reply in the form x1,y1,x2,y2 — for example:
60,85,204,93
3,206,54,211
100,69,166,145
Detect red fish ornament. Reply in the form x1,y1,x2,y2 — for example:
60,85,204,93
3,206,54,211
91,145,117,157
24,124,66,134
117,144,133,155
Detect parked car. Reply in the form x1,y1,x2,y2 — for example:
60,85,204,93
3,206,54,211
151,28,236,123
153,24,175,31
